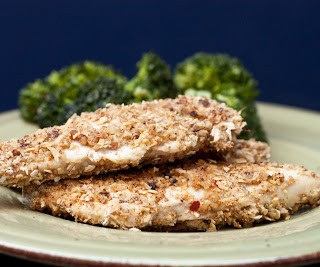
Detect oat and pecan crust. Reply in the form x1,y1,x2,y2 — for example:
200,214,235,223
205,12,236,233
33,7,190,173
0,96,244,187
23,160,320,231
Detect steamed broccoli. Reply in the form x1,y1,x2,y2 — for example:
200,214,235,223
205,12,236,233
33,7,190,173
125,52,177,102
174,52,267,142
19,60,126,126
18,80,49,123
19,52,267,142
36,77,132,128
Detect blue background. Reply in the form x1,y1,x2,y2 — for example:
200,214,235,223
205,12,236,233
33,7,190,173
1,0,319,113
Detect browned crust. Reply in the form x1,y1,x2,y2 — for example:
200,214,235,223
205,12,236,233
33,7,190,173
23,160,320,231
221,138,271,163
0,95,244,188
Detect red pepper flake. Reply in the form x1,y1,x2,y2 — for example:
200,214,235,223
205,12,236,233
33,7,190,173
199,98,210,107
190,111,198,117
18,139,30,148
12,149,20,156
189,201,200,211
50,129,60,138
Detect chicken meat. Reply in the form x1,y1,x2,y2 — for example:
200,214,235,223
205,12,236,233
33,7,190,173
23,159,320,232
0,95,244,188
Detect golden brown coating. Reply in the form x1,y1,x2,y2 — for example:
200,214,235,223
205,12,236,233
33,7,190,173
221,138,271,163
0,95,244,188
23,159,320,232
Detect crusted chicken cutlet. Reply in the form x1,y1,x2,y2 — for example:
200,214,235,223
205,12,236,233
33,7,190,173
0,95,245,188
23,159,320,232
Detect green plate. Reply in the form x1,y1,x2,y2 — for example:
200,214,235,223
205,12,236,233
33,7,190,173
1,103,320,266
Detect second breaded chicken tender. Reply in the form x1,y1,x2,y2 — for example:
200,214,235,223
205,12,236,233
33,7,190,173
0,95,244,188
23,159,320,232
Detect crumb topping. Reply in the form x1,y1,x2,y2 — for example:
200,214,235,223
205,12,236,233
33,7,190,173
0,95,244,188
23,160,320,231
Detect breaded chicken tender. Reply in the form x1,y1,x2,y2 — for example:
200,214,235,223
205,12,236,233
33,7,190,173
0,95,244,188
23,159,320,232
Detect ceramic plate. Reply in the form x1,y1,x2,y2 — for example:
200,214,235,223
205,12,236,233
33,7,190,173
1,103,320,267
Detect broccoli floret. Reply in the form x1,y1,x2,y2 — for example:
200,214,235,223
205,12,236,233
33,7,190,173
174,52,267,142
35,92,62,129
67,77,132,113
174,52,259,102
19,60,126,127
125,52,177,102
238,103,268,141
36,77,131,128
18,80,49,122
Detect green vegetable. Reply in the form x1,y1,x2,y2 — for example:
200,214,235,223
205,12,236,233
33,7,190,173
57,77,132,125
238,102,267,141
19,60,126,127
18,80,49,123
19,52,267,143
174,52,267,142
125,52,178,102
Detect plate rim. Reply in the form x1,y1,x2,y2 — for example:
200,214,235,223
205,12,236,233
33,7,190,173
1,242,320,267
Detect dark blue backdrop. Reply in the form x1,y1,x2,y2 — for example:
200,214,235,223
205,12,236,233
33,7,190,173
1,0,319,113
